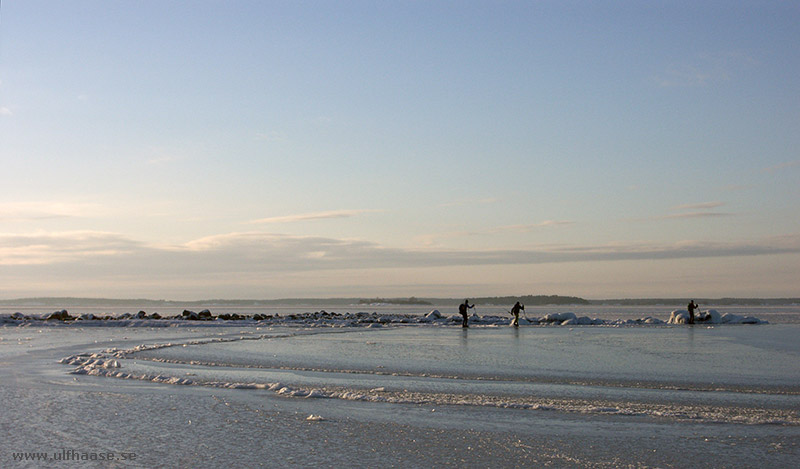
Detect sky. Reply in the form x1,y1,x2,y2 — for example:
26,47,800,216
1,1,799,300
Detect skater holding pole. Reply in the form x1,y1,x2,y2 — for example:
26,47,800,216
510,301,525,327
459,299,474,328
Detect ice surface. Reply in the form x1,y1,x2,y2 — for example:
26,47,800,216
2,322,799,468
43,322,799,428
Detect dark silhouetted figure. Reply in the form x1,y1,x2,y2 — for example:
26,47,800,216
459,299,474,328
510,301,524,327
687,300,698,324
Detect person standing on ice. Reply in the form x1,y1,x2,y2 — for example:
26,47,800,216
459,299,474,328
687,300,698,324
510,301,524,327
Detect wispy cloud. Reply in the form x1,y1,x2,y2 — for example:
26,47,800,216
146,155,181,165
657,212,733,220
655,51,757,88
249,209,382,224
485,220,574,234
415,220,574,246
629,202,733,222
0,107,12,116
671,201,724,211
438,197,499,208
0,201,103,221
0,231,143,265
721,184,754,193
255,130,288,142
2,231,798,270
143,146,187,166
763,160,800,173
656,64,718,87
529,236,800,262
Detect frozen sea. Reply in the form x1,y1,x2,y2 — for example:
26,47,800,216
1,304,799,468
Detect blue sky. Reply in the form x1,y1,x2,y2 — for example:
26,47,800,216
1,1,798,299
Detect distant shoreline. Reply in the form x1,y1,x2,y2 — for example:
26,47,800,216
1,296,798,307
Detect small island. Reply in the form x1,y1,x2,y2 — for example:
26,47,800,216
358,297,433,305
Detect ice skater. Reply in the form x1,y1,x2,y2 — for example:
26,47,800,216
510,301,524,327
459,299,474,328
687,300,698,324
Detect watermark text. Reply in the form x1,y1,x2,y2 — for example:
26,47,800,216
11,448,137,462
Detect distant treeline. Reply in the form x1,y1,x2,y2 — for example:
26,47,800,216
0,297,358,307
358,297,433,305
0,295,589,307
2,296,798,308
465,295,590,305
0,297,181,307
